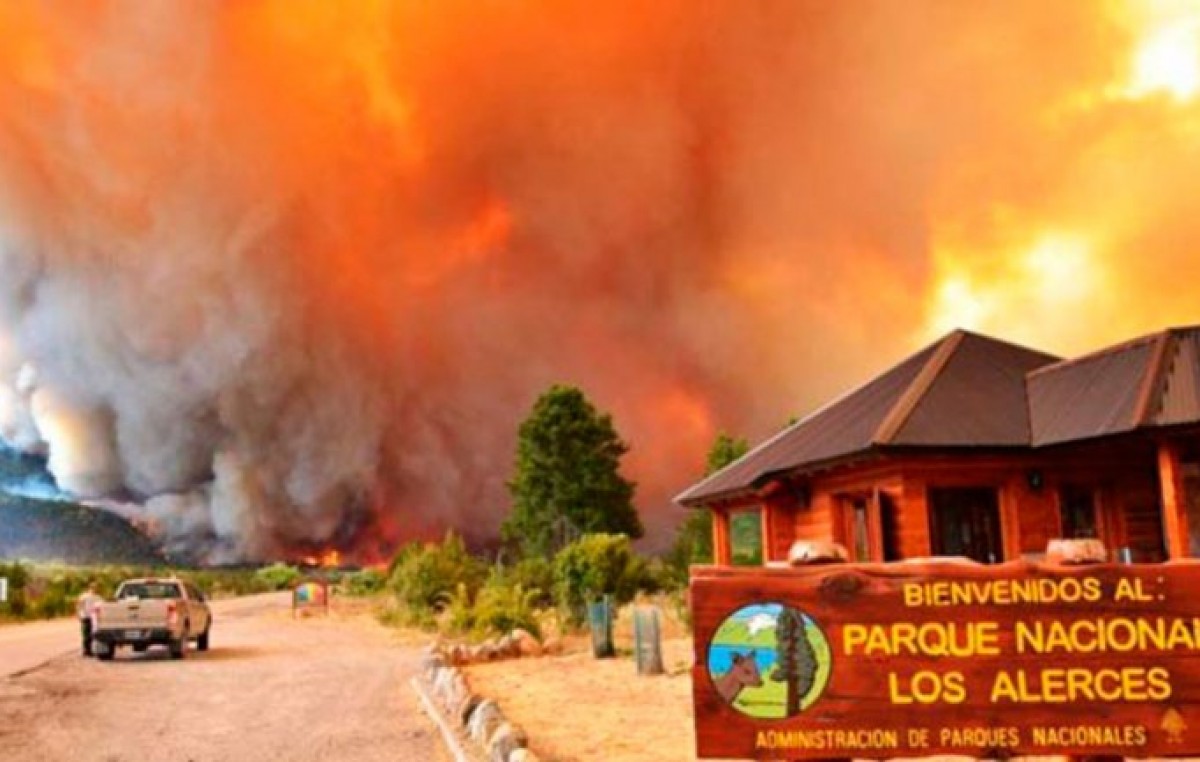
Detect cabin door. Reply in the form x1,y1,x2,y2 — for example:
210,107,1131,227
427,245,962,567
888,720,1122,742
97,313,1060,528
929,487,1003,564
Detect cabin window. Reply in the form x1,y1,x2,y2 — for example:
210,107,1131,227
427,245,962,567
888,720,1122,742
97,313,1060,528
729,509,763,566
929,487,1003,564
850,499,871,562
1058,486,1098,539
880,492,902,561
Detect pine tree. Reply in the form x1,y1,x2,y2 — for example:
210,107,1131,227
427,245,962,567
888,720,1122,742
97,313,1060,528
501,385,641,557
773,608,817,715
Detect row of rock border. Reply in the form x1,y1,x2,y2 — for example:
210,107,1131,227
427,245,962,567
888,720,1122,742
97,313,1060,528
420,640,541,762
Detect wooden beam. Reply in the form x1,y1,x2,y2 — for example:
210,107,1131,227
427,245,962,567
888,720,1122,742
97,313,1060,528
712,508,732,566
1135,330,1176,426
872,331,965,444
760,503,774,563
1158,440,1190,559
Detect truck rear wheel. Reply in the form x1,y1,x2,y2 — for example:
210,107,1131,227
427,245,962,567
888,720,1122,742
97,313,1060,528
95,641,114,662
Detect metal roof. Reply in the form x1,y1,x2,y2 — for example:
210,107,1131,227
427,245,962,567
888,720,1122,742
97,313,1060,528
675,330,1058,506
1027,333,1159,446
677,326,1200,508
1153,328,1200,427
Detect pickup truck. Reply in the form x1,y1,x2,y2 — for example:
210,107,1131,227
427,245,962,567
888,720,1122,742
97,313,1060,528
91,578,212,661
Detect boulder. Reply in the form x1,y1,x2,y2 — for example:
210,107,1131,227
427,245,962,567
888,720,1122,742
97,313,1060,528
420,653,446,681
487,722,528,762
468,700,504,746
455,694,482,728
787,540,848,565
510,629,542,658
1046,538,1107,565
495,634,517,658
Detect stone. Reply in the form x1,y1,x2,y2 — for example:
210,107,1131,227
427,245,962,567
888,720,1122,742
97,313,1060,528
473,643,493,662
455,694,482,728
510,629,543,658
508,750,539,762
441,673,468,712
495,634,517,657
420,653,446,681
487,722,528,762
468,700,504,746
1046,538,1108,565
787,540,848,565
541,636,563,655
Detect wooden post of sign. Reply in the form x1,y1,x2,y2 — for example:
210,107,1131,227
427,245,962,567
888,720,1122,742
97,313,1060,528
785,541,850,762
1046,539,1124,762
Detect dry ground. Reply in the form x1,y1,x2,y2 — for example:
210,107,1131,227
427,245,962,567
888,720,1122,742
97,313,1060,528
465,603,702,762
0,594,446,762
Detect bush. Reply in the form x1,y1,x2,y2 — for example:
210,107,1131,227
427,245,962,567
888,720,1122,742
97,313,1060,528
0,561,30,618
552,533,643,626
444,583,476,633
342,568,386,597
388,533,485,627
255,563,302,591
473,576,541,639
498,557,555,608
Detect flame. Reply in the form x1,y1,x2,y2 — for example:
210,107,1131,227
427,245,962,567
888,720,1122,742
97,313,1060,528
920,0,1200,355
300,549,342,568
1125,2,1200,101
8,3,1200,561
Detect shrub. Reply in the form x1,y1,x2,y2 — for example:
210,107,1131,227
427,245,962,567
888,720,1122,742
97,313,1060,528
499,557,555,608
388,533,485,626
0,561,30,618
552,533,643,626
342,568,386,597
255,563,302,591
444,583,476,633
473,577,541,639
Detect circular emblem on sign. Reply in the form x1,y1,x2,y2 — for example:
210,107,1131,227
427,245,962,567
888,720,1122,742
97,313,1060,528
707,602,832,719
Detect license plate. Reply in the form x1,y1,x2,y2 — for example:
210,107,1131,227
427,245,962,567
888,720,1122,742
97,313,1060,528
124,630,145,639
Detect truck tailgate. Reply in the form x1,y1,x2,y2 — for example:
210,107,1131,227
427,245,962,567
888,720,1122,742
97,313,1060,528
96,600,172,630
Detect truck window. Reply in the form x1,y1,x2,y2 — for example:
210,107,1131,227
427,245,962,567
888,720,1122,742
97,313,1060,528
118,583,183,600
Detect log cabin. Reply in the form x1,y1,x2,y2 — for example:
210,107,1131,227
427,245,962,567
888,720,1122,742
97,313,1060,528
676,327,1200,566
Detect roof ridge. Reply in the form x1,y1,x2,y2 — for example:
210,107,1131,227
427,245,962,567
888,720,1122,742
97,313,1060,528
673,331,955,506
950,328,1062,362
872,330,965,445
1134,329,1180,426
1027,326,1200,378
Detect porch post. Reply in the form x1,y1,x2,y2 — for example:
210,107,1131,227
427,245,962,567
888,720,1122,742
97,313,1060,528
1158,440,1190,559
712,508,732,566
760,504,774,563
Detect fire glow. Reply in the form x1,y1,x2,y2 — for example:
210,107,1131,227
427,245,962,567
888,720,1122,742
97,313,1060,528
1,2,1200,561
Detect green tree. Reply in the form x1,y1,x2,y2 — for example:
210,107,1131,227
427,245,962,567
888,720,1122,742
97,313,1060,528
773,608,817,715
502,385,641,557
668,433,749,576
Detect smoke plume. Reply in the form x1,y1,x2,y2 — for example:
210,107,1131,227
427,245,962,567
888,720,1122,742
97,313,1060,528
1,2,1199,560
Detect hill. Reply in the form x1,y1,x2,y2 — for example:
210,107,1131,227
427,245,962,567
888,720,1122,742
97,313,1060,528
0,493,167,565
0,445,166,565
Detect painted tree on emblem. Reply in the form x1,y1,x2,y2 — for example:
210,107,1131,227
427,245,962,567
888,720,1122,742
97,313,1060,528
772,608,816,715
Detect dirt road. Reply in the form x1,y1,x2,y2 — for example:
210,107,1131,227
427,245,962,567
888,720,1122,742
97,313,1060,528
0,593,447,762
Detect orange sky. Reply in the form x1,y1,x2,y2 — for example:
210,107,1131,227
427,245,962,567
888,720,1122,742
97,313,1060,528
1,2,1199,558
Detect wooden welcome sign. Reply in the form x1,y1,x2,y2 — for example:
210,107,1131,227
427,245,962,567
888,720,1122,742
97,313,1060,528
691,561,1200,759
